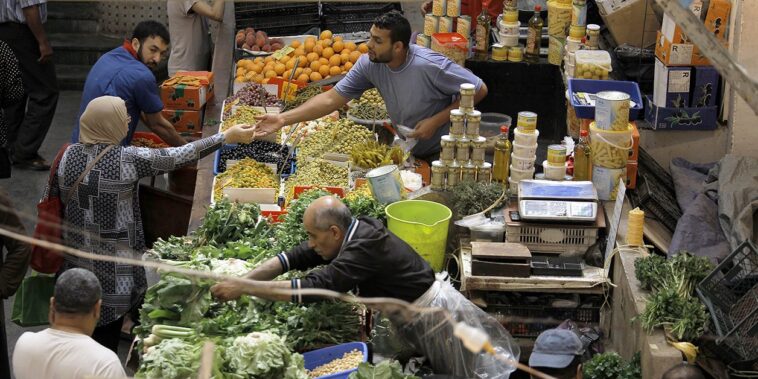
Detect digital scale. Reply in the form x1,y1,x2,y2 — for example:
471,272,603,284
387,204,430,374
517,180,599,222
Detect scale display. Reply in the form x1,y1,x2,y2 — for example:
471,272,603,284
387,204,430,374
519,200,598,222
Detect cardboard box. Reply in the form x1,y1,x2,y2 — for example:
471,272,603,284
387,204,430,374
160,71,215,111
691,66,719,107
653,59,691,108
626,160,637,189
644,95,718,130
704,0,731,42
630,122,640,161
162,109,204,133
660,5,704,44
176,71,215,100
597,0,660,48
654,31,710,66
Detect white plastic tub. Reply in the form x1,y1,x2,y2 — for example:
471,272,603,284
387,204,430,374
543,160,567,181
509,165,535,181
512,141,538,157
514,127,539,145
511,153,536,170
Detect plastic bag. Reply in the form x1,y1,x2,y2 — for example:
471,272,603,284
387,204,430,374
393,125,418,153
381,274,520,378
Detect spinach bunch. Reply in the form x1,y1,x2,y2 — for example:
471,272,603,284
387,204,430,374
583,352,641,379
449,182,505,217
348,361,420,379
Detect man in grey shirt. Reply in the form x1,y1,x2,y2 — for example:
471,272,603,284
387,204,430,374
167,0,225,76
254,10,487,160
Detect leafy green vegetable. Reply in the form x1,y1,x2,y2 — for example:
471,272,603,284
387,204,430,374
619,352,641,379
634,252,713,296
273,189,330,251
344,187,386,222
348,361,420,379
583,352,625,379
226,332,308,379
196,199,267,246
449,182,505,218
637,286,708,342
139,273,213,333
137,338,202,379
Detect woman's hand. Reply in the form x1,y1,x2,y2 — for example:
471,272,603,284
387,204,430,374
222,123,257,144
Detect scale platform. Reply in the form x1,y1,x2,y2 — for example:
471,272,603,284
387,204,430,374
518,180,599,222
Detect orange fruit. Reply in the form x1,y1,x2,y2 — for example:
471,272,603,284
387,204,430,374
294,47,306,57
262,78,270,84
236,67,246,76
306,52,319,62
297,73,310,82
303,68,313,76
322,38,333,47
310,72,323,81
320,30,333,40
264,56,274,63
298,58,308,68
345,42,357,51
235,75,245,83
322,47,335,59
344,61,353,70
329,66,341,76
333,40,344,53
280,55,291,64
349,51,362,63
253,64,265,73
319,57,329,65
274,63,286,75
253,57,265,64
340,52,350,64
329,55,341,67
334,36,344,42
254,74,264,83
245,71,256,80
310,61,321,71
305,36,317,44
304,40,315,53
318,65,330,77
313,45,324,56
290,40,301,49
264,70,277,78
295,67,304,76
283,69,294,79
358,43,368,53
285,59,296,70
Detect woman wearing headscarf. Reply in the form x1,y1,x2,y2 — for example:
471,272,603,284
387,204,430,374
51,95,255,353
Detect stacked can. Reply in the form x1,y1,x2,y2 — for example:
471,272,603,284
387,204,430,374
546,0,572,65
563,0,588,73
509,111,539,192
590,91,633,200
543,144,568,180
420,0,471,54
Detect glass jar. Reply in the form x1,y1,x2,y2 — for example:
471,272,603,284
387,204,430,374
459,83,476,111
465,110,482,138
455,137,471,162
471,136,487,165
477,162,492,183
462,161,477,182
449,109,465,138
508,46,524,62
431,160,447,190
585,24,600,50
440,135,456,164
447,161,461,187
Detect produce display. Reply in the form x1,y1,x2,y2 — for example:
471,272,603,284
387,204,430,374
213,158,279,202
235,27,284,52
234,30,369,84
349,141,405,170
285,159,349,203
217,141,294,176
308,349,364,378
226,83,283,109
448,182,506,217
582,352,641,379
575,62,610,80
349,103,389,121
348,361,420,379
221,105,263,132
284,85,324,112
343,185,386,223
353,88,384,107
226,332,308,379
297,118,375,158
132,138,168,149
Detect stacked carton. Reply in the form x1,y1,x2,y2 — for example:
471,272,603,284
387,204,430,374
160,71,215,135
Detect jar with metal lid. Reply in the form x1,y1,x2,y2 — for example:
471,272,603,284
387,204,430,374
465,110,482,138
462,161,477,182
477,162,492,183
471,136,487,165
431,160,447,190
459,83,476,111
455,137,471,162
508,46,523,62
440,135,456,164
447,161,461,187
449,109,465,138
585,24,600,50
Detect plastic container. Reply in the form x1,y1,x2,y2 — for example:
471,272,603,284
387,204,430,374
543,160,567,180
508,177,520,195
548,35,565,65
499,33,519,47
366,165,404,204
568,78,643,120
514,127,539,145
503,9,519,22
480,113,512,151
386,200,452,271
547,0,572,36
416,33,431,48
574,50,612,80
431,32,467,66
589,122,632,169
303,342,369,379
511,153,536,170
492,43,508,61
505,222,599,255
592,165,626,200
509,165,535,180
470,223,506,242
565,37,582,55
512,141,538,157
499,20,520,35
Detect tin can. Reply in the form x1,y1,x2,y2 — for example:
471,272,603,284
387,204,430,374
571,0,587,27
457,16,472,39
471,136,487,165
508,46,523,62
462,161,477,182
424,15,440,36
440,135,456,164
585,24,600,50
416,33,431,48
548,35,565,65
503,0,517,9
447,161,461,187
432,0,447,16
517,111,538,131
456,137,471,162
492,43,508,61
438,16,454,33
459,83,476,110
465,110,481,138
477,162,492,183
366,165,404,204
447,0,461,17
450,109,465,138
569,24,586,39
595,91,631,131
592,165,627,201
547,144,567,165
431,160,447,190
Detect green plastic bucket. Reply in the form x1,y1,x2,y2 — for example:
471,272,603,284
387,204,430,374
385,200,452,272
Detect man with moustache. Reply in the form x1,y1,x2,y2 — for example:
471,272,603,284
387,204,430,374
71,20,186,146
254,11,486,161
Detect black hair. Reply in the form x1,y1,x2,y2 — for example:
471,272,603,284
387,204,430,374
54,268,102,315
373,10,411,48
662,364,706,379
531,357,581,379
131,20,170,45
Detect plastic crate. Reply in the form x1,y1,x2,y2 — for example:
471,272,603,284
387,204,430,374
568,78,643,120
487,304,601,338
697,241,758,363
302,342,368,379
505,224,599,255
131,132,168,147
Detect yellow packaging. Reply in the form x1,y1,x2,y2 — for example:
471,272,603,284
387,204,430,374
416,33,431,48
447,0,461,17
508,46,523,62
569,24,586,39
492,44,508,61
548,35,565,65
438,16,454,33
432,0,446,16
457,16,472,38
589,122,632,169
503,9,518,22
424,15,440,36
547,0,572,37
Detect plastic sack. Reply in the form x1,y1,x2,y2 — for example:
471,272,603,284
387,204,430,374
378,274,520,378
393,125,418,153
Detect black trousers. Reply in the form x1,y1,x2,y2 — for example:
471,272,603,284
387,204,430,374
92,316,124,354
0,22,58,162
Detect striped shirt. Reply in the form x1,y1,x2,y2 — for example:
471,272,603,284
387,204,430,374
0,0,47,24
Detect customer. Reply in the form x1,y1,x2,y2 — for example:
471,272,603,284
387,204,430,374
71,20,186,147
662,363,706,379
55,95,255,353
0,40,25,177
0,0,59,171
0,191,32,378
167,0,226,76
254,11,487,162
12,268,126,379
529,328,584,379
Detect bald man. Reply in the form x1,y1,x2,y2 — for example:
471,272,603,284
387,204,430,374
211,196,435,303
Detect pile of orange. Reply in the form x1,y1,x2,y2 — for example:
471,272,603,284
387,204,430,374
235,30,370,84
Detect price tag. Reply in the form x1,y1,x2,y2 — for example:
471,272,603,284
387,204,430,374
272,46,294,61
281,81,298,101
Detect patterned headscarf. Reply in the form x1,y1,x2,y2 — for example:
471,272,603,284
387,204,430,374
79,96,130,145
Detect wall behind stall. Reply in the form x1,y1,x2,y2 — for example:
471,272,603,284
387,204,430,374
639,127,730,170
727,0,758,158
97,1,168,39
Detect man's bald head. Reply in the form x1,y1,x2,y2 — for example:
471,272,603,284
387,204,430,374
304,196,353,232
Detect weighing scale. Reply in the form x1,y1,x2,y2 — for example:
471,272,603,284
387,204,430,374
517,180,599,222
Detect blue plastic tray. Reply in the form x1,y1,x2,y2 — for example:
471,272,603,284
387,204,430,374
568,79,643,120
303,342,368,379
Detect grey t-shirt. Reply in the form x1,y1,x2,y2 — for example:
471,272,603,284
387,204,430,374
334,45,483,157
167,0,211,76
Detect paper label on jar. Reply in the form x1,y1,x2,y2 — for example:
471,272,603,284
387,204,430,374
526,29,539,53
